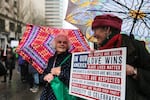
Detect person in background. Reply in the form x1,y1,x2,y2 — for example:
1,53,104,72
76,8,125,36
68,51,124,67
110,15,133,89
28,59,39,93
40,34,72,100
0,48,7,77
2,47,16,82
0,48,6,61
18,55,28,83
92,14,150,100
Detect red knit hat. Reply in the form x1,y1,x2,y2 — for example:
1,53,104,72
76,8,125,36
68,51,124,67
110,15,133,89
92,14,122,31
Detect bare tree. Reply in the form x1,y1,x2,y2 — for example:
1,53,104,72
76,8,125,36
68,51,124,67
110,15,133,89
18,0,45,25
17,0,32,23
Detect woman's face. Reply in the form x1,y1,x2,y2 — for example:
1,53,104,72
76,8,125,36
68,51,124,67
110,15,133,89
55,36,69,54
93,27,110,46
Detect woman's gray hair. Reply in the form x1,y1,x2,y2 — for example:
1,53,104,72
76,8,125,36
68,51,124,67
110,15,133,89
51,34,71,49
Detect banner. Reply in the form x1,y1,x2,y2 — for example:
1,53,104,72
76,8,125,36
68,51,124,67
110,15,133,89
69,47,126,100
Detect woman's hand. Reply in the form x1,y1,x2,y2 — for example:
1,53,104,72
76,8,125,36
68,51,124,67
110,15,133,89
43,73,54,83
51,66,61,76
126,64,137,77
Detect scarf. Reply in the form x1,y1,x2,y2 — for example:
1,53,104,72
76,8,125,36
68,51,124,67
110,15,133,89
99,34,122,50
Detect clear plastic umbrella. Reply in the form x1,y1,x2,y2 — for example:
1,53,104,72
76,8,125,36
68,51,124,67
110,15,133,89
65,0,150,51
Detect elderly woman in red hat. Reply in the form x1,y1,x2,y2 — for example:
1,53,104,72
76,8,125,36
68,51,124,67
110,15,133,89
92,14,150,100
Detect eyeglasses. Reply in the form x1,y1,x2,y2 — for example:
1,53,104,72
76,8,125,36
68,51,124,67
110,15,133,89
57,40,68,44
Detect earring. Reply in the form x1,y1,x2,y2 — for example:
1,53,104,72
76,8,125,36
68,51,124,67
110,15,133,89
106,32,111,39
106,35,109,39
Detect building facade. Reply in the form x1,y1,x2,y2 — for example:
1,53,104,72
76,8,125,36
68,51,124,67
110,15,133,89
45,0,63,28
0,0,45,49
0,0,24,48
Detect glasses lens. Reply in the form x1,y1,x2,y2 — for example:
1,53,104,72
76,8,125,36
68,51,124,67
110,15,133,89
57,41,67,44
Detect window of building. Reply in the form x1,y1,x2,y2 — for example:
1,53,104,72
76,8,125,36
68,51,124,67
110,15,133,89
0,19,5,32
17,25,22,33
9,22,15,31
5,0,9,3
14,1,17,7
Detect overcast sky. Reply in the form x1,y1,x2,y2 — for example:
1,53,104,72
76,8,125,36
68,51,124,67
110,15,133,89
63,0,77,29
32,0,45,18
31,0,76,29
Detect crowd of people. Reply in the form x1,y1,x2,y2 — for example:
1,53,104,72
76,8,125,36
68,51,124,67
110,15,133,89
0,47,40,93
18,55,40,93
0,47,16,83
0,13,150,100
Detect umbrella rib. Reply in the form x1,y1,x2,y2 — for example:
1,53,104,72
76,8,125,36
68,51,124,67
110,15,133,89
145,13,150,14
112,0,130,10
87,9,128,14
137,0,144,13
129,21,136,37
142,19,150,29
135,0,144,20
129,0,144,36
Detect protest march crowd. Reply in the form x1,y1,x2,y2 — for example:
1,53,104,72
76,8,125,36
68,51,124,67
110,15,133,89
0,14,150,100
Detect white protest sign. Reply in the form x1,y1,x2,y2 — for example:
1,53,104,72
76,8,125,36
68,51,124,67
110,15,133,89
69,47,126,100
11,40,19,48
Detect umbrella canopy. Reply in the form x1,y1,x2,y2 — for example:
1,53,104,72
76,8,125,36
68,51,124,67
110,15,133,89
65,0,150,51
16,24,90,74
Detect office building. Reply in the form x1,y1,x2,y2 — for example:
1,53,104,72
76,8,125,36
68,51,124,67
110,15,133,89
45,0,63,28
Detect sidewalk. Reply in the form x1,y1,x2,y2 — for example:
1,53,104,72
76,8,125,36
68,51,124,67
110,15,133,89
0,68,42,100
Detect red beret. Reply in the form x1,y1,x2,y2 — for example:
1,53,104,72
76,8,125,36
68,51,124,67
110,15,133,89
92,14,122,31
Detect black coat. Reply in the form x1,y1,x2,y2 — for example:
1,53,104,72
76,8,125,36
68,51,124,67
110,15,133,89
5,52,16,70
121,34,150,100
40,51,72,100
0,61,7,76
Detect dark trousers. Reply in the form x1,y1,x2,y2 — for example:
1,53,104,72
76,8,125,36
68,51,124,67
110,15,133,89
28,73,34,88
2,68,13,81
20,64,28,82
